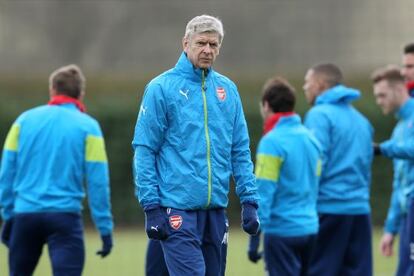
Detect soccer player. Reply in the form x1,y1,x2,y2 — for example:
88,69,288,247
0,65,114,275
401,43,414,96
372,66,414,276
303,63,374,276
132,15,259,275
248,76,322,275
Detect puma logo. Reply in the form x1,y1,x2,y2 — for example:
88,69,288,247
179,89,189,100
151,226,159,232
139,105,147,116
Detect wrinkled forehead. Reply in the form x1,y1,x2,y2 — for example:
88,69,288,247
188,31,220,42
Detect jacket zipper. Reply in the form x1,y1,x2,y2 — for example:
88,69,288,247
201,70,212,207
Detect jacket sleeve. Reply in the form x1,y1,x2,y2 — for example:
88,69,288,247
0,122,20,220
85,123,114,235
132,83,167,209
231,92,258,204
380,139,414,160
383,182,402,235
304,109,331,175
255,137,283,225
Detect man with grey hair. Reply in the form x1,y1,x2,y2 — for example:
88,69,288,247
132,15,259,275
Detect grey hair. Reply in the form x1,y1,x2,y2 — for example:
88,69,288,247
184,15,224,44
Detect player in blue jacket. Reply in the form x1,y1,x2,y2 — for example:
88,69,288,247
0,65,114,276
132,15,259,276
372,66,414,276
303,63,374,276
247,76,322,275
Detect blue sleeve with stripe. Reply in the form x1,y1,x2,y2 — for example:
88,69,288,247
255,137,283,226
0,122,20,220
85,122,113,235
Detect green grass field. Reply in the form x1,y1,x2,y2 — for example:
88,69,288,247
0,227,397,275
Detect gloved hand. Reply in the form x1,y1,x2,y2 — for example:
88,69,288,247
145,205,169,240
248,231,262,263
241,202,260,235
1,218,13,247
96,234,113,258
373,143,382,156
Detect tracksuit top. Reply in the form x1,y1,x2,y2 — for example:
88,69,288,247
0,103,113,235
304,85,374,214
380,98,414,234
255,114,322,237
132,52,258,210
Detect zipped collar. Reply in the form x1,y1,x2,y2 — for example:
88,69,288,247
175,52,212,82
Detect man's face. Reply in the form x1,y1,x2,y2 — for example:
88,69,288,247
401,53,414,82
303,69,323,105
373,80,400,115
183,32,220,69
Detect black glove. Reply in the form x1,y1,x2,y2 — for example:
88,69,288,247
241,202,260,235
96,234,113,258
145,205,169,240
1,218,13,247
248,231,262,263
373,143,382,156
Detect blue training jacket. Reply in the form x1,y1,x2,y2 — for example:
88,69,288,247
0,103,113,235
255,114,322,237
132,52,257,210
380,98,414,234
304,84,374,214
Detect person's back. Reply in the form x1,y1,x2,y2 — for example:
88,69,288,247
0,64,113,276
12,104,102,212
303,63,373,276
248,76,321,276
260,117,320,236
305,86,373,214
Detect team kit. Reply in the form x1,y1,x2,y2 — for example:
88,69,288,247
1,14,414,276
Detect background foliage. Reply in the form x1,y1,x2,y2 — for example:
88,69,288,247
0,75,396,227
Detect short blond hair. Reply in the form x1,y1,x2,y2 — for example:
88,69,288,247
371,65,404,85
49,64,85,98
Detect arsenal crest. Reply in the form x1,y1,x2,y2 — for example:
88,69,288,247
169,215,183,230
216,87,226,101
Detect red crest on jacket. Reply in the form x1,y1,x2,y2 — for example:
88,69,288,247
216,87,226,101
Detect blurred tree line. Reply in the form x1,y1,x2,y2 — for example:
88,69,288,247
0,75,396,228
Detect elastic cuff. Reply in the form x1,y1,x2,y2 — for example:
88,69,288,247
143,204,161,212
242,201,258,209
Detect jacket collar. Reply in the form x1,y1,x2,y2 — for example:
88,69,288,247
263,112,297,134
315,84,360,105
175,52,212,83
396,98,414,120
